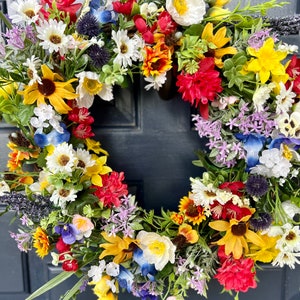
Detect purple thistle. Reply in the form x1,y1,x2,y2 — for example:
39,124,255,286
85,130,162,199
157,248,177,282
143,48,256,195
250,212,273,231
87,44,110,68
245,174,269,197
76,13,101,38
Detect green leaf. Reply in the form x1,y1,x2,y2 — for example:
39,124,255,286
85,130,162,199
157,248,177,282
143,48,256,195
60,277,86,300
25,271,75,300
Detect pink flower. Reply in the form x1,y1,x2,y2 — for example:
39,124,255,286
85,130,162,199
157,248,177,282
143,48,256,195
72,214,94,239
176,57,223,119
72,124,95,139
133,15,154,44
113,0,135,15
157,11,177,35
214,256,257,293
68,107,94,125
93,171,128,207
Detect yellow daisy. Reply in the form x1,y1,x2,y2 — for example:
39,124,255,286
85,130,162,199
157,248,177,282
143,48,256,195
18,64,78,114
209,214,264,259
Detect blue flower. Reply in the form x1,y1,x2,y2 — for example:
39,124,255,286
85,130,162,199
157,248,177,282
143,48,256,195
34,123,70,148
55,224,80,245
117,265,134,292
235,133,266,171
133,248,157,280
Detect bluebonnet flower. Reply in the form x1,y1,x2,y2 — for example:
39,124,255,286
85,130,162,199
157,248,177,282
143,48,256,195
55,224,80,245
235,133,266,171
133,248,157,280
117,265,134,292
34,123,70,148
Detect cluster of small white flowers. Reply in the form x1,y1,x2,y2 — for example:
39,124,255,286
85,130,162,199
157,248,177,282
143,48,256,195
88,260,119,289
30,104,63,133
250,148,292,178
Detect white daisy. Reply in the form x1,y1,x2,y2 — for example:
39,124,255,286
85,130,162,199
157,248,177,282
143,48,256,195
272,250,300,269
275,82,296,114
166,0,206,26
8,0,41,24
46,142,76,175
36,19,69,55
23,55,41,85
189,178,217,208
0,180,10,196
75,71,114,107
112,30,142,68
105,262,120,277
144,73,167,91
75,148,95,173
50,186,77,208
252,83,275,112
276,223,300,252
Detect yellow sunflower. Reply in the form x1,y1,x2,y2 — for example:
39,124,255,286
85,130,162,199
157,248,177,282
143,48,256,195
179,195,206,225
18,64,78,114
99,232,136,264
201,22,237,68
209,214,264,259
33,227,50,258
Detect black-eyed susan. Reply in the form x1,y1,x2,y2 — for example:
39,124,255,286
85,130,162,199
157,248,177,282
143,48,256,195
209,214,264,259
33,227,50,258
18,64,78,114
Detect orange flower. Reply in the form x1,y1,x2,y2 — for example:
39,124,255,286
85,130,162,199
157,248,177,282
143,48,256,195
33,227,50,258
179,195,206,225
142,40,172,77
178,223,199,244
171,212,184,225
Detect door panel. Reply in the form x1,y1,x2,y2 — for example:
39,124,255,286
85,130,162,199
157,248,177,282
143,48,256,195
1,0,300,299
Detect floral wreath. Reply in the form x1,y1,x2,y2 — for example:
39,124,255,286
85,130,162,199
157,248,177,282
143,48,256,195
0,0,300,300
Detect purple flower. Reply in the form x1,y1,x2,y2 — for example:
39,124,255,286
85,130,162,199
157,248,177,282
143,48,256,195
249,212,273,231
248,29,278,49
55,224,80,244
4,27,24,49
76,13,101,38
87,44,110,68
10,231,31,252
245,174,269,197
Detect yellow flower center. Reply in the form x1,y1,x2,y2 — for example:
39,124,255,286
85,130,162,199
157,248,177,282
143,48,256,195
173,0,188,16
25,9,35,18
49,34,62,44
59,189,70,197
149,240,166,256
285,231,296,241
58,154,70,166
282,144,293,160
83,77,103,95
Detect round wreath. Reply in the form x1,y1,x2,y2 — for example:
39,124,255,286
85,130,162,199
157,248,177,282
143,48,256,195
0,0,300,300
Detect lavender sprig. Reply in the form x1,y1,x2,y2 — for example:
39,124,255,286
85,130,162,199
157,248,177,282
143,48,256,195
0,192,52,221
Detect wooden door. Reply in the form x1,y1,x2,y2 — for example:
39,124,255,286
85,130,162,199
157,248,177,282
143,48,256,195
0,1,300,300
